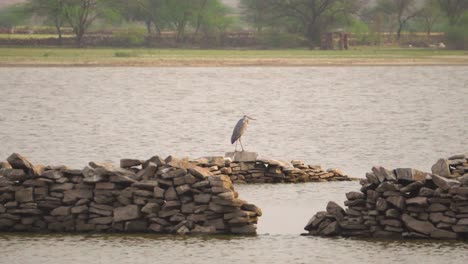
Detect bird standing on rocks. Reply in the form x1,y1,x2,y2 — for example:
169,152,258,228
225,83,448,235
231,115,255,152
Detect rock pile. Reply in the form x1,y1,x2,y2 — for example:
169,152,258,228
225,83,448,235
0,153,261,235
305,154,468,240
190,154,351,184
431,154,468,179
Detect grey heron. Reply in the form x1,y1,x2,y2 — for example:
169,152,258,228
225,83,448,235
231,115,255,152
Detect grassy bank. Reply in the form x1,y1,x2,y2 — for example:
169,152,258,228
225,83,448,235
0,47,467,66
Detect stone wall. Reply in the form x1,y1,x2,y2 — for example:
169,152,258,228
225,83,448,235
0,153,261,235
189,154,351,184
304,154,468,240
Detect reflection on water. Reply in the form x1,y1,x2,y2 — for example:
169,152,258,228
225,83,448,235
1,66,467,263
2,182,468,264
0,67,467,177
1,232,468,264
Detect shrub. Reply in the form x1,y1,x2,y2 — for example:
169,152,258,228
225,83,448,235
112,28,147,47
258,31,306,48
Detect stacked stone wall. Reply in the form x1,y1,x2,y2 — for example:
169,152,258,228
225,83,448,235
0,153,261,235
190,156,351,184
304,154,468,240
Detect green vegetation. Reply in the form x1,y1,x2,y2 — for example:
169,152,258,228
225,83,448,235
0,47,466,66
0,0,467,49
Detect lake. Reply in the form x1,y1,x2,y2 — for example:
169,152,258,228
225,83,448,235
0,66,467,263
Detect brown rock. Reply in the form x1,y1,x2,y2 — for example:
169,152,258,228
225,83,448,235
431,159,451,178
50,206,71,216
4,169,29,182
386,196,406,210
7,153,33,171
395,168,427,182
189,167,213,179
406,197,428,207
113,205,140,222
431,228,458,239
401,214,436,235
15,188,34,203
120,159,143,168
431,174,460,191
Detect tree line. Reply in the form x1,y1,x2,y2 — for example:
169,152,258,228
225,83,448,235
0,0,467,48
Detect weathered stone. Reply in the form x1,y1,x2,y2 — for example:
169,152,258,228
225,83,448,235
431,159,451,178
402,214,436,235
89,217,113,225
365,172,380,184
4,169,29,182
15,188,34,203
459,175,468,186
188,167,213,179
386,196,406,210
431,174,460,191
191,225,216,234
395,168,427,182
326,201,345,221
400,181,424,193
427,203,448,212
137,162,158,180
71,205,88,214
165,156,194,170
164,187,178,201
120,159,143,168
406,197,428,207
109,175,136,184
452,225,468,232
50,206,71,216
346,191,365,200
431,228,458,239
225,152,258,162
63,189,93,204
376,197,388,211
153,186,165,199
95,182,116,190
50,183,74,192
125,220,147,232
41,170,63,180
113,205,140,222
174,184,191,195
319,221,340,236
23,179,47,187
419,187,435,197
194,194,211,204
372,166,395,182
141,203,160,214
148,223,163,232
386,209,401,218
376,182,397,192
7,153,33,171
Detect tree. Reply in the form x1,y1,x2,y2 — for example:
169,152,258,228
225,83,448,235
375,0,420,41
437,0,468,25
27,0,66,44
268,0,362,48
62,0,119,47
417,0,440,37
0,4,30,28
240,0,276,32
126,0,166,35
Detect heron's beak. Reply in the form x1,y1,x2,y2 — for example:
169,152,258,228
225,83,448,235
246,116,256,120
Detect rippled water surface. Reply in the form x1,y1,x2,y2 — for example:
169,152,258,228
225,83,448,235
0,66,467,263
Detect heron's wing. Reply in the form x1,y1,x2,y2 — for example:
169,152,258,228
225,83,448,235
231,119,247,144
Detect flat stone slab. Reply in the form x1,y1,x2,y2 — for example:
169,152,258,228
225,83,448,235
225,152,258,162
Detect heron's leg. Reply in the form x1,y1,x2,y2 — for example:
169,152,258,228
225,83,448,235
234,141,238,152
239,138,244,152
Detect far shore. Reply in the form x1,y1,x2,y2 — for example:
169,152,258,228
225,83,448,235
1,47,467,67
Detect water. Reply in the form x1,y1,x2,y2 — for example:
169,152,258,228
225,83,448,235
0,66,467,263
